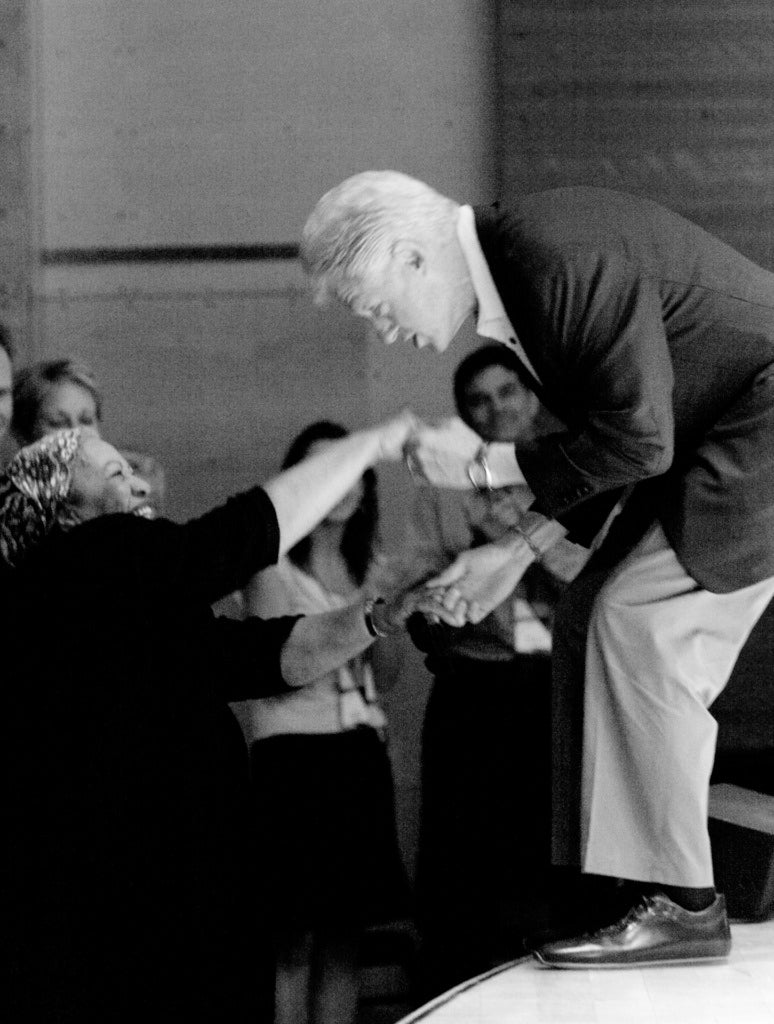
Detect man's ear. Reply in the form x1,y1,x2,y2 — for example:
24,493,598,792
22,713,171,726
390,239,425,271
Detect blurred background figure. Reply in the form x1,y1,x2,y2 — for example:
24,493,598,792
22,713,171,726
0,324,14,463
403,345,588,998
11,357,166,514
236,420,410,1024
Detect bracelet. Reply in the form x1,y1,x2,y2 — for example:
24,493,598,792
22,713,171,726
514,525,542,560
466,444,493,492
363,597,390,638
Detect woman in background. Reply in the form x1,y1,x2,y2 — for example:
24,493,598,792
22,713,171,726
241,420,409,1024
11,356,165,512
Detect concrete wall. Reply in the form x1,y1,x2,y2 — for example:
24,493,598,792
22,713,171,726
0,1,33,351
31,0,499,876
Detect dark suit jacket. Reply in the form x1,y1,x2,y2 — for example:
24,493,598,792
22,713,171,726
475,188,774,592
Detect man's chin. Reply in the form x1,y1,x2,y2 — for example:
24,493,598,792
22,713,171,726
420,333,452,353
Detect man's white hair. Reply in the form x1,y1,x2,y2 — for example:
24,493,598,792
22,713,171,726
300,171,458,305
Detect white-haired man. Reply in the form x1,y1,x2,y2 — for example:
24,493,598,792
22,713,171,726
301,171,774,969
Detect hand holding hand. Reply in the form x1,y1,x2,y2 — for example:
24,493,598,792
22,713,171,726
373,409,423,462
372,582,467,634
402,416,483,488
423,535,534,623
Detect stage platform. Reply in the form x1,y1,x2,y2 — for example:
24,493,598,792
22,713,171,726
396,918,774,1024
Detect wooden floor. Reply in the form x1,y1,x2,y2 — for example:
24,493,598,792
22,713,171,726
396,919,774,1024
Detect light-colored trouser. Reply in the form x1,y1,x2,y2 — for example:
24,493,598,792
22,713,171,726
555,520,774,888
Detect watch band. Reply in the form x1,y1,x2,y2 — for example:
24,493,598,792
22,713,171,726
514,525,542,560
363,597,390,638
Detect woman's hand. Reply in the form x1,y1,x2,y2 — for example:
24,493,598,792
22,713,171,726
402,417,483,488
281,586,465,687
372,583,467,634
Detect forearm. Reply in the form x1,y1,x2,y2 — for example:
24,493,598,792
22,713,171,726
509,509,568,557
280,602,376,686
279,585,460,684
264,428,382,556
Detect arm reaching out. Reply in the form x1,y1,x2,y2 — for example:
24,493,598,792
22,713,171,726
425,513,569,623
404,416,526,489
264,409,418,556
279,581,465,686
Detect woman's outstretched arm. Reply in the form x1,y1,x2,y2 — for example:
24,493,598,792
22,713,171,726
264,409,416,556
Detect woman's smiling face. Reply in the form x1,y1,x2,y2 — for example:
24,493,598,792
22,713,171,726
69,436,152,519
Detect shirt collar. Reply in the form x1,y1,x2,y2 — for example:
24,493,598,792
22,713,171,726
456,205,542,385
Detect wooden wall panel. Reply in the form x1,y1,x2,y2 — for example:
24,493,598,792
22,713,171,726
497,0,774,266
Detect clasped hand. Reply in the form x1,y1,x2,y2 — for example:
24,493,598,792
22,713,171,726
375,412,484,489
402,417,483,489
421,537,534,624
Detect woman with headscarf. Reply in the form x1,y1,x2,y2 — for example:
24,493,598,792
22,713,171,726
1,420,454,1024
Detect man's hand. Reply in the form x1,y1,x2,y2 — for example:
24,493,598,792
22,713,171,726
375,582,467,632
372,409,423,462
402,417,483,488
423,534,535,623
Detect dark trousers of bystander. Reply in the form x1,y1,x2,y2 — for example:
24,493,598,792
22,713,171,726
415,653,554,1000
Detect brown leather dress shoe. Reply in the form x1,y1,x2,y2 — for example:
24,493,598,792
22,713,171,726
533,893,731,968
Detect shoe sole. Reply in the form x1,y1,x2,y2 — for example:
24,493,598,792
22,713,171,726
533,951,731,970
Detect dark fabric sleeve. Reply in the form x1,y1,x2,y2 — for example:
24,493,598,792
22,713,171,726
517,254,676,530
528,490,624,548
200,613,302,703
82,486,281,606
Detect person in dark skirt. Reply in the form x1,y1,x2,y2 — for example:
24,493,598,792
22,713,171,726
241,421,408,1024
1,420,452,1024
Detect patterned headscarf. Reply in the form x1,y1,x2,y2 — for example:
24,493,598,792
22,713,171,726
0,428,82,569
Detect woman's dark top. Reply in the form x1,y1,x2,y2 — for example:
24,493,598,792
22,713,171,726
4,487,297,1022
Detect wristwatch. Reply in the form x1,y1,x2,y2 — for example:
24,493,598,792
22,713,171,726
466,444,493,492
364,597,390,638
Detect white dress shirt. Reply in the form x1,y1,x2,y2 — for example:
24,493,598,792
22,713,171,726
455,203,543,386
